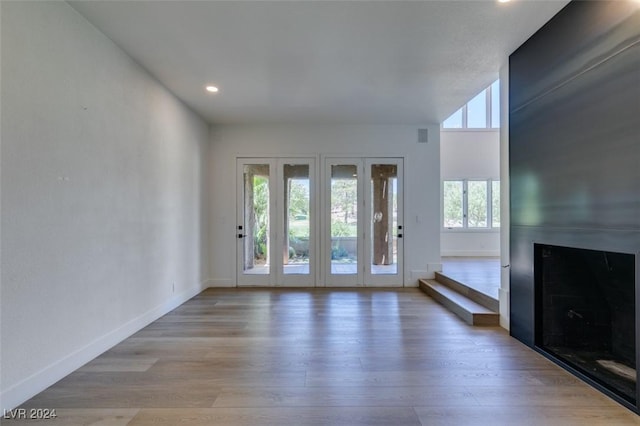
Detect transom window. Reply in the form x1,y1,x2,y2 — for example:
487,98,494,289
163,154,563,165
443,179,500,230
442,80,500,130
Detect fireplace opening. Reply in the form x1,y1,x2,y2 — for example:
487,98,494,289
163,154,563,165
535,244,637,405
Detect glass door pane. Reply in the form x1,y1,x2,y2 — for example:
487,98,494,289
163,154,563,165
330,164,360,279
283,164,310,276
241,164,271,275
365,159,403,286
369,164,398,275
238,158,315,287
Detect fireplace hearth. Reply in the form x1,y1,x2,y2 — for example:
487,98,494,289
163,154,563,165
535,244,637,405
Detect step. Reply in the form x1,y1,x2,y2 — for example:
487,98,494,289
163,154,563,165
419,279,500,326
434,271,499,312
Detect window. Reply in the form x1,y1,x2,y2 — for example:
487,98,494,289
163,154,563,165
491,180,500,227
442,80,500,130
466,91,487,128
443,179,500,230
467,181,488,227
443,181,463,227
442,109,462,129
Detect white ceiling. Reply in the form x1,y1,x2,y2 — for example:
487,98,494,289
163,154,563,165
69,0,569,125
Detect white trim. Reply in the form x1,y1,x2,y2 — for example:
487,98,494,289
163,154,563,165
499,64,511,333
323,158,364,287
440,128,500,133
323,157,405,287
235,157,318,287
278,158,316,287
443,228,500,233
499,287,510,330
235,158,278,287
0,282,206,412
364,158,404,287
441,250,500,257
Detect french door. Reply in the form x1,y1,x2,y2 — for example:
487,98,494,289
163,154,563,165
236,158,316,286
236,157,403,287
324,158,404,287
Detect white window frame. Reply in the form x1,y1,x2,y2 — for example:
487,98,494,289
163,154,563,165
442,178,500,232
441,81,500,131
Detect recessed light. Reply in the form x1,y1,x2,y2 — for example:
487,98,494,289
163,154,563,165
497,0,510,3
206,85,219,93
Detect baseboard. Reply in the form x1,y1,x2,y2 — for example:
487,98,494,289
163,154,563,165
441,250,500,257
499,287,510,330
0,282,205,412
207,278,234,287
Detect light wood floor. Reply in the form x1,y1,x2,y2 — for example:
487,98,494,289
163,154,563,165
442,257,501,300
9,288,640,425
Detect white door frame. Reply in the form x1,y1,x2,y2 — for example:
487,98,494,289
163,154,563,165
364,158,404,287
236,158,277,286
236,157,317,287
322,157,404,287
277,158,316,287
323,158,365,287
236,156,404,287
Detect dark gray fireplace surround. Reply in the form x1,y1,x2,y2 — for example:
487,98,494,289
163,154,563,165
535,244,636,404
509,1,640,413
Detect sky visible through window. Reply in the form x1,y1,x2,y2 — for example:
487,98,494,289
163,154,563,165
442,80,500,129
442,109,462,129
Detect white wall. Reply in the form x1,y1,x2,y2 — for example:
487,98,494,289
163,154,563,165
440,232,500,257
440,130,500,256
440,131,499,178
208,124,441,287
0,2,209,410
499,65,510,329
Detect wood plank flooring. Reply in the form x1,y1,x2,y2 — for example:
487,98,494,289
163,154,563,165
8,288,640,425
441,257,500,300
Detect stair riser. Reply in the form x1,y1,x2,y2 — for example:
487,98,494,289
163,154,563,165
434,272,499,312
419,280,500,327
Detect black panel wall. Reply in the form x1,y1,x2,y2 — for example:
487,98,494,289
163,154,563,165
509,0,640,357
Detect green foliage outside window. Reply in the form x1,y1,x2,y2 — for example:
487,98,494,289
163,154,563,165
492,181,501,227
443,181,463,227
467,181,487,227
252,176,269,257
443,179,500,229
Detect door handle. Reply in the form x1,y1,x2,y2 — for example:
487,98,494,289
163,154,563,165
238,234,246,239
